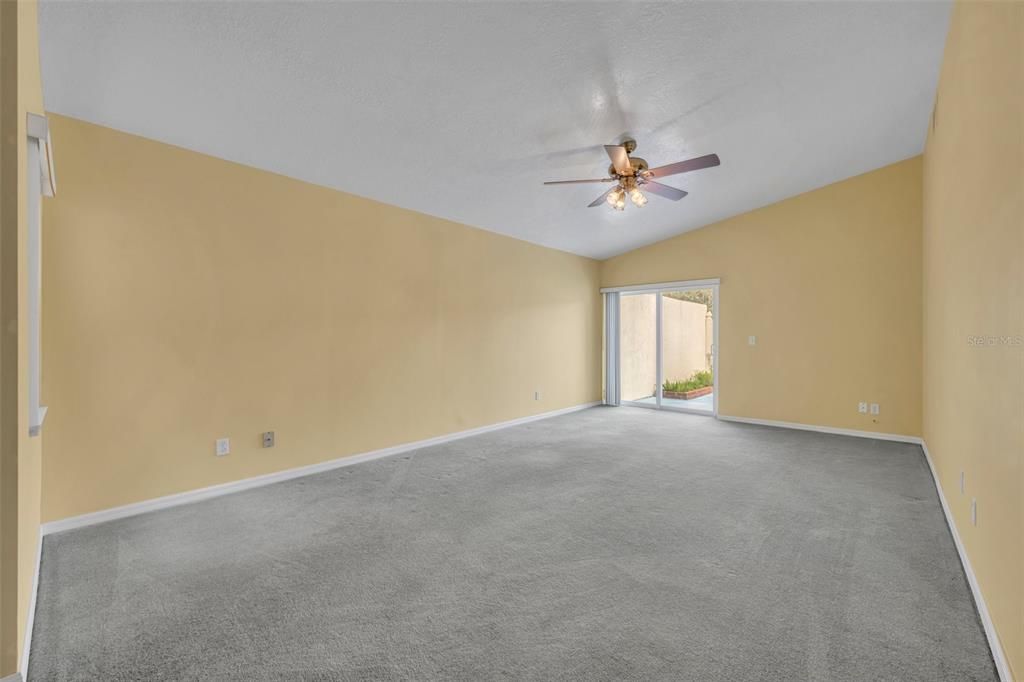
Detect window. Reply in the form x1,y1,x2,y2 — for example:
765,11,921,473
27,113,55,436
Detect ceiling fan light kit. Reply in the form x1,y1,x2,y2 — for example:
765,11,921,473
544,138,720,211
606,187,626,210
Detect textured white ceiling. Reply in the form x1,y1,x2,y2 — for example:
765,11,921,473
39,1,950,259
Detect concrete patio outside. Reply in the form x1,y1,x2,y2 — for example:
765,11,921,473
634,392,714,413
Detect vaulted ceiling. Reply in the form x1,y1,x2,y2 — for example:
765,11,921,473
39,1,950,259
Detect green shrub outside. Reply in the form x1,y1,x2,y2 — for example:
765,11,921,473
662,370,713,393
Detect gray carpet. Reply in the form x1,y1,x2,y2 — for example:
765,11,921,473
30,407,996,681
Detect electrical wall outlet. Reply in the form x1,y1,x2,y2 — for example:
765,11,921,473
858,402,868,414
971,498,977,526
215,438,230,456
869,403,880,415
748,335,757,346
262,431,275,448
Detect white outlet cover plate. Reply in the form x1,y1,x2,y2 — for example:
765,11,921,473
216,438,230,456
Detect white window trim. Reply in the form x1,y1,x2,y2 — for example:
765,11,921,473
27,113,55,437
600,278,720,294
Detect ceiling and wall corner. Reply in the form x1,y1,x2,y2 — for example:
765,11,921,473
37,0,951,259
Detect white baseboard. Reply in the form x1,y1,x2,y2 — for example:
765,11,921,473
17,532,41,675
18,535,42,679
40,401,601,537
919,441,1012,682
717,414,922,444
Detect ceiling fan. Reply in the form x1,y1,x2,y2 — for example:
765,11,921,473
544,139,720,210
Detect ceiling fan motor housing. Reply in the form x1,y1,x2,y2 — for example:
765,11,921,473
608,157,648,178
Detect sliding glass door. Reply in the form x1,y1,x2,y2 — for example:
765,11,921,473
605,280,718,416
619,293,658,405
659,289,715,414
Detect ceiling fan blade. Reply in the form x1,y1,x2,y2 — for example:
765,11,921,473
604,145,632,175
642,180,688,201
645,153,721,179
543,178,614,185
588,187,616,208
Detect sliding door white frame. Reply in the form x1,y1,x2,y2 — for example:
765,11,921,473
600,278,720,294
612,290,663,411
602,279,720,417
603,292,620,405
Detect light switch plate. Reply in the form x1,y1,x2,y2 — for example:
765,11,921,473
748,335,757,346
262,431,275,448
858,402,868,414
869,403,880,415
215,438,230,456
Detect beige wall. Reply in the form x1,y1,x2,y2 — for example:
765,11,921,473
40,115,603,523
603,157,923,437
0,0,44,674
619,294,710,401
923,1,1023,677
0,7,16,672
15,0,43,665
